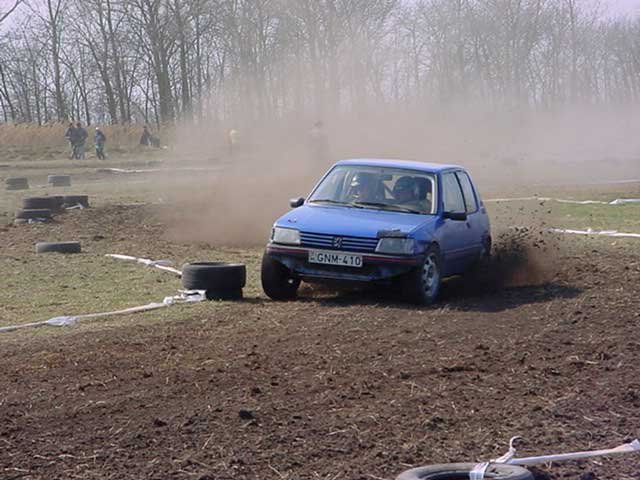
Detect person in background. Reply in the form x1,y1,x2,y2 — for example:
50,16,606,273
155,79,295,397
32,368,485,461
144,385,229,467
140,125,151,146
308,120,329,164
64,122,75,159
94,127,107,160
228,128,240,156
71,122,88,159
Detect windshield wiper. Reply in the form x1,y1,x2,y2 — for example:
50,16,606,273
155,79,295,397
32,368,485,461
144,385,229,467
309,199,350,206
353,201,422,214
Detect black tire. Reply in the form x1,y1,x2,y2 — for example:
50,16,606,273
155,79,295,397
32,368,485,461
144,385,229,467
5,177,29,190
261,252,300,300
403,244,442,305
181,262,246,291
35,241,82,254
62,195,89,208
396,463,533,480
205,288,243,301
22,196,59,211
48,175,71,187
15,209,52,220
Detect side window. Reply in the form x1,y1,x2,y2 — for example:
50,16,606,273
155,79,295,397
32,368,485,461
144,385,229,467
456,171,478,213
442,172,465,213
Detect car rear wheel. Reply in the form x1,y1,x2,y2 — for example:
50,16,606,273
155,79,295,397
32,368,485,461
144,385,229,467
261,252,300,300
403,245,442,305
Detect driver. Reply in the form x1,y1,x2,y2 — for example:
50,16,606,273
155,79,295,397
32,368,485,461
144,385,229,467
349,172,378,203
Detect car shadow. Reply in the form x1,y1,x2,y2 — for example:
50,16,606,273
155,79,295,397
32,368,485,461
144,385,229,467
292,279,582,313
439,277,583,313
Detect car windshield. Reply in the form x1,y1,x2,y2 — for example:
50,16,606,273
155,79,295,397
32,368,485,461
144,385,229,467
309,165,437,215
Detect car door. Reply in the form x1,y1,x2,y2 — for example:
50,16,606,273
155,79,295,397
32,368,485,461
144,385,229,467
438,171,473,275
455,170,485,261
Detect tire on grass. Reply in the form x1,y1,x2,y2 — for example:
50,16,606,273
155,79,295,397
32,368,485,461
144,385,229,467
396,463,534,480
15,208,52,221
35,241,82,254
48,175,71,187
5,177,29,190
22,196,59,211
181,262,246,300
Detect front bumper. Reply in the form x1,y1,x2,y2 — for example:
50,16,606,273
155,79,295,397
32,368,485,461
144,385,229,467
266,243,422,283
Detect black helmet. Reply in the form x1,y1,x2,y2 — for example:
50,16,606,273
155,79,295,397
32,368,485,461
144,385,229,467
393,176,416,194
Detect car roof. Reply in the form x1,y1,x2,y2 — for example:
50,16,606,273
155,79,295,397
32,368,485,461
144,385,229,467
335,158,463,173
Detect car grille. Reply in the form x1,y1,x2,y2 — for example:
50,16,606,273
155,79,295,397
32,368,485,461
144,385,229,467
300,231,379,253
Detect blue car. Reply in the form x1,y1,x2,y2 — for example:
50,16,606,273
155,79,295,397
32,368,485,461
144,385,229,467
261,159,491,304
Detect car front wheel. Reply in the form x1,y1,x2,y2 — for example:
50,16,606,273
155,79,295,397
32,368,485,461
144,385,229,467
261,252,301,300
403,245,442,305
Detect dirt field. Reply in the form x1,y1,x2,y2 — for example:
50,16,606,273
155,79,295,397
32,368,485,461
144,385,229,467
1,151,640,480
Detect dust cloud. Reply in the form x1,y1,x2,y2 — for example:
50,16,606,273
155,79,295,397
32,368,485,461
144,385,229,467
159,102,640,248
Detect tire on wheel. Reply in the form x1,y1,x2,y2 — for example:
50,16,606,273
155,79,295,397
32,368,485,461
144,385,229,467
48,175,72,187
261,252,300,300
403,244,442,305
5,177,29,190
36,241,82,254
396,463,533,480
15,209,52,221
181,262,246,301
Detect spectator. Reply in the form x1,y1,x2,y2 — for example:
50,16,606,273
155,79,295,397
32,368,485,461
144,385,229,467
64,122,75,159
140,125,161,148
308,120,329,163
228,128,240,156
70,122,88,160
140,125,152,146
94,127,107,160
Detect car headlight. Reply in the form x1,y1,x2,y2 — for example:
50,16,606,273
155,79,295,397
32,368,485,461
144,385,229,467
375,237,416,255
271,227,301,245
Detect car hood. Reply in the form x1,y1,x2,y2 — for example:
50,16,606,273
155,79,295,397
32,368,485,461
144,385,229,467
275,204,437,238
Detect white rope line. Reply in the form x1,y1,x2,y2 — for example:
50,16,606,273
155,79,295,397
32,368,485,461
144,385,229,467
486,196,640,205
106,253,183,276
0,290,205,333
552,227,640,239
469,437,640,479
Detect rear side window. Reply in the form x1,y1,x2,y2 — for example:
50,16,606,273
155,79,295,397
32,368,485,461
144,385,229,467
442,172,465,213
456,171,478,213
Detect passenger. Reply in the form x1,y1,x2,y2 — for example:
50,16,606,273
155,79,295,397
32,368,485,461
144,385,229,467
392,176,424,211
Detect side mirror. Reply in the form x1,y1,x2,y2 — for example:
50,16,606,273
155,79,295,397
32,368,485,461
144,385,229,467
289,197,305,208
443,211,467,221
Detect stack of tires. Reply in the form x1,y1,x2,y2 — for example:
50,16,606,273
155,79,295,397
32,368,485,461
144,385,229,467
14,195,90,225
181,262,246,300
5,177,29,191
15,196,59,224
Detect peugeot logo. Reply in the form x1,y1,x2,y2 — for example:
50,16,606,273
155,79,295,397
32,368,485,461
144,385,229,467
333,237,343,249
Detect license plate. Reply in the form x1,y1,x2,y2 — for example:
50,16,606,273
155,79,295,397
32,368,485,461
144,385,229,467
308,250,363,268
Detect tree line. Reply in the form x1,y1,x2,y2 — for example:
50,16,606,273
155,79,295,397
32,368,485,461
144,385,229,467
0,0,639,126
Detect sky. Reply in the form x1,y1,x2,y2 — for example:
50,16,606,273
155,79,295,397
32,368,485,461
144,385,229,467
1,0,640,24
604,0,640,16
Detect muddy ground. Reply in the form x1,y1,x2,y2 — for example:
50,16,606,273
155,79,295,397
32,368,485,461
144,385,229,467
1,192,640,480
